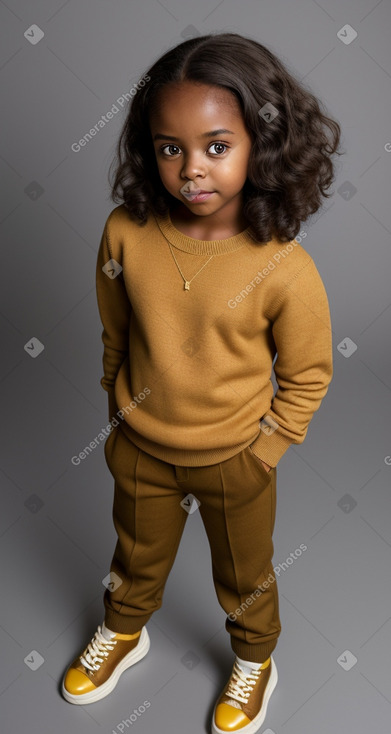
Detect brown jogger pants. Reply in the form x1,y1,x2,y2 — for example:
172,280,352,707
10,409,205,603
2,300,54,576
103,423,281,662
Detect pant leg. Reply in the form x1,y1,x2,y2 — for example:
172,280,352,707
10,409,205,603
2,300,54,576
103,425,189,634
190,445,281,663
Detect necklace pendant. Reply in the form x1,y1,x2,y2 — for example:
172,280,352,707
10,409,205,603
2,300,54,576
184,281,190,291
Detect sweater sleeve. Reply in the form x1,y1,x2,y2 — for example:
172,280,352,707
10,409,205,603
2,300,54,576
250,258,333,467
95,215,132,422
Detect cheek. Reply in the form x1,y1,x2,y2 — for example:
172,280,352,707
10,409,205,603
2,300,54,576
157,162,176,186
219,156,248,186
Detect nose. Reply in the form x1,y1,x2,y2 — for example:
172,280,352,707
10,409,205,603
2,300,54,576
180,151,207,181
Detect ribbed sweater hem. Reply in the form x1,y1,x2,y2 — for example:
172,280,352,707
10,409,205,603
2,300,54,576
119,421,259,467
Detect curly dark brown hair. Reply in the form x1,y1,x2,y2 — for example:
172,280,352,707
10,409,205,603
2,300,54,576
108,32,344,243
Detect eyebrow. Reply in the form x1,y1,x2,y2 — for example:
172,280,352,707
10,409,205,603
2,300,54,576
153,128,235,142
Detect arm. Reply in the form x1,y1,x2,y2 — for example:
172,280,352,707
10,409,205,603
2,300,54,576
95,215,132,422
250,258,333,468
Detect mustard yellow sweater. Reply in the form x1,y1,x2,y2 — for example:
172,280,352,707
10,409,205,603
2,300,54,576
96,204,333,468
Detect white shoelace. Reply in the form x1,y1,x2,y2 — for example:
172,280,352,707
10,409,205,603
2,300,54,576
80,626,117,672
225,661,262,705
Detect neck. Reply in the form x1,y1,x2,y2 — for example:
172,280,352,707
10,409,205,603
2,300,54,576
170,200,248,241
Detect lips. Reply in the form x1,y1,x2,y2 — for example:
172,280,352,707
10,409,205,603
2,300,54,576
180,186,214,200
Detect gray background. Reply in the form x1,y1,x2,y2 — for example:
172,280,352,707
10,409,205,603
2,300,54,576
1,1,390,732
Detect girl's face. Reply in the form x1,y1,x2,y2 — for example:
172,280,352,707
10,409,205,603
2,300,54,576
149,81,253,229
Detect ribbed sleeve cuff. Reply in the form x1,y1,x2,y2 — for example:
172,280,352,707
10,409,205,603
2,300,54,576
249,430,293,468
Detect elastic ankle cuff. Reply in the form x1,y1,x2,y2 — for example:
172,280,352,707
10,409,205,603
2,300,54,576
231,639,277,663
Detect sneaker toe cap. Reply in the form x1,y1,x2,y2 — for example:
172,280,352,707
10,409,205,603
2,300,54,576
64,668,96,695
214,702,251,731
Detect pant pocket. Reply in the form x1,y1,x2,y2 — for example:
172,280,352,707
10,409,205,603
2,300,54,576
243,445,273,484
103,424,119,468
242,446,277,534
270,468,277,533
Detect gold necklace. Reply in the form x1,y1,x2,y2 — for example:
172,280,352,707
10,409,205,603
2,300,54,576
167,241,214,291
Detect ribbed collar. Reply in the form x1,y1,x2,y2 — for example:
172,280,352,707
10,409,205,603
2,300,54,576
156,209,254,255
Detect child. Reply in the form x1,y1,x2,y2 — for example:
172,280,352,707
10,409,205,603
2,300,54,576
61,32,341,733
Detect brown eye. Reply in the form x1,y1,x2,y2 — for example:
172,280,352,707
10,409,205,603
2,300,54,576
209,143,228,155
161,145,180,156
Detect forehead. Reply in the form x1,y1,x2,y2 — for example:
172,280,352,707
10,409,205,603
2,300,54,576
149,81,243,133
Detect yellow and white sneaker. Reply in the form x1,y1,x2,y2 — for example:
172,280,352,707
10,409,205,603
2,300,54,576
61,622,150,705
211,655,278,733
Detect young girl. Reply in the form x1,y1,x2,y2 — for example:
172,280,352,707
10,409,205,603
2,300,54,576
61,32,342,734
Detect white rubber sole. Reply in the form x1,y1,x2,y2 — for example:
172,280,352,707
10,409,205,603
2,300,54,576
61,626,150,705
211,655,278,734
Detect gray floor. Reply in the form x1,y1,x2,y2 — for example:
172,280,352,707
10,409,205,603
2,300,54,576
1,404,391,734
1,1,391,733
